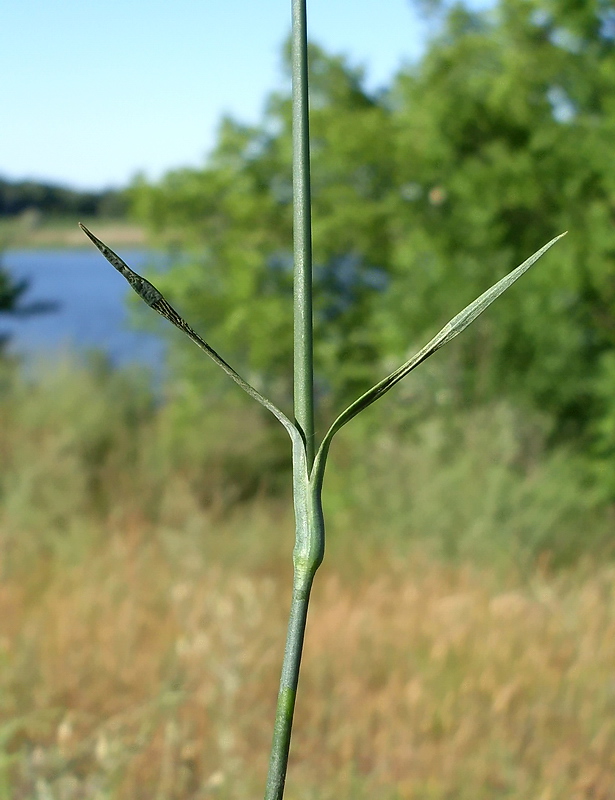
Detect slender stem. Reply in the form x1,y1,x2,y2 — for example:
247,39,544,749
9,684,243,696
263,439,324,799
264,571,315,800
264,4,321,797
292,0,315,467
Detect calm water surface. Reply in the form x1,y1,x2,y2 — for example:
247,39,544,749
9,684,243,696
2,249,167,373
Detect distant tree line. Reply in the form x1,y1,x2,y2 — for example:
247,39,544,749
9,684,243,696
0,176,128,218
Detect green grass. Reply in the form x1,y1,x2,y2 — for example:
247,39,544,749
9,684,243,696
0,354,610,575
1,356,614,799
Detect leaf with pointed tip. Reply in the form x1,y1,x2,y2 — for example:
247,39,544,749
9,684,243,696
311,232,567,485
78,223,301,448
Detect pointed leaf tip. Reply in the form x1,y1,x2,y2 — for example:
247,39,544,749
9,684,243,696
435,231,567,350
79,222,301,446
436,231,568,349
312,231,568,479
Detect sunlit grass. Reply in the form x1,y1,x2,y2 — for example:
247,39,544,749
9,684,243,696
3,536,615,799
1,358,614,798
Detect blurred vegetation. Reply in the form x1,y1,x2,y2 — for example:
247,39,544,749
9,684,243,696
131,0,615,496
1,357,615,798
0,176,133,249
1,355,612,576
3,0,615,795
0,254,58,353
0,177,128,220
0,267,29,321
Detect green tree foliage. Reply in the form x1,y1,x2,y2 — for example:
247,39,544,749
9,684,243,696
131,0,615,487
0,264,29,352
0,177,128,218
386,0,615,485
0,262,58,353
131,42,395,406
0,268,27,316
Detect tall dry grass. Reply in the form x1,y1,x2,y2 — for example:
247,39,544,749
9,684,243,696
3,533,615,799
1,357,614,798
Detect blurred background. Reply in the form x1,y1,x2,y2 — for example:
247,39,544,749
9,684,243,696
2,1,615,798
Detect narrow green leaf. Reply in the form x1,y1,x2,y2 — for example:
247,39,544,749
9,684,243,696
311,232,567,485
79,223,301,446
431,232,568,351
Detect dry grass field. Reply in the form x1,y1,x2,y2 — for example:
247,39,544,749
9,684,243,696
1,358,614,799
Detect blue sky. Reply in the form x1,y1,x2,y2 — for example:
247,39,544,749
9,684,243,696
1,0,438,190
1,1,488,191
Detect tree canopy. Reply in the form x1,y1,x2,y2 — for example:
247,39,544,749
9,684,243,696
131,0,615,490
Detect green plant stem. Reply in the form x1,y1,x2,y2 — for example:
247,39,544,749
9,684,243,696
78,20,567,789
79,221,565,800
291,0,315,467
263,570,315,800
264,2,322,797
264,436,324,800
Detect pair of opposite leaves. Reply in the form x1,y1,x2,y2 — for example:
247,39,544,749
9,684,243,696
79,222,566,477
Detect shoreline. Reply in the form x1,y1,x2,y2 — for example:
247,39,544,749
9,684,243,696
0,216,146,250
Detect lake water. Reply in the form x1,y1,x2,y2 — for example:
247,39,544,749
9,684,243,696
2,249,167,373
